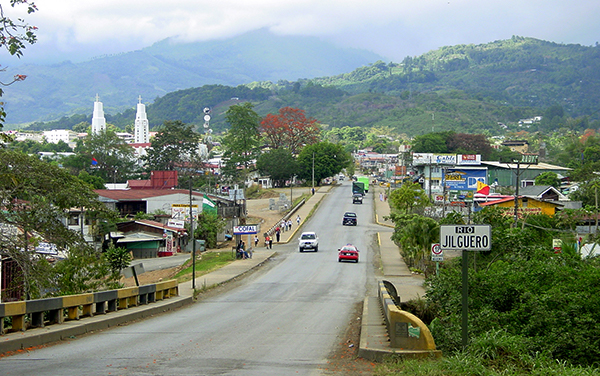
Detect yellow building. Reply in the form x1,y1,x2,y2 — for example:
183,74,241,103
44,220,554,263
479,196,563,217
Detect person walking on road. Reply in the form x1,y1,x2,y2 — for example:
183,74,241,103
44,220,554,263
296,214,301,226
275,227,281,242
254,235,259,247
268,236,273,249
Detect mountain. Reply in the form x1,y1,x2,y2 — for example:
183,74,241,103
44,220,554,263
2,28,384,125
23,37,600,138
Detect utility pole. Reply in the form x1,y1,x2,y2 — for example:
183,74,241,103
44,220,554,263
189,178,196,290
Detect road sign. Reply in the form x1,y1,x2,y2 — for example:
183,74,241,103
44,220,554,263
431,243,443,262
440,225,491,251
233,225,259,235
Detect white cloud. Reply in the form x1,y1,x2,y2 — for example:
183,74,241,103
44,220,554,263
11,0,600,64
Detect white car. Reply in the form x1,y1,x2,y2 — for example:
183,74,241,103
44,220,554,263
298,231,319,252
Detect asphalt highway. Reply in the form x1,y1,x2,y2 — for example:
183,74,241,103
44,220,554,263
1,182,379,376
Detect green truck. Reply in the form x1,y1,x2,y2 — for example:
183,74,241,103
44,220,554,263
352,181,365,196
357,176,370,193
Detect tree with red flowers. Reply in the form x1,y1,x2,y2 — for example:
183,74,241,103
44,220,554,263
260,107,320,154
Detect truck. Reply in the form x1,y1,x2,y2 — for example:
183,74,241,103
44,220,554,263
357,176,370,193
352,181,365,196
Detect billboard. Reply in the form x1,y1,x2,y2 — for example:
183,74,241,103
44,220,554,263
444,168,487,190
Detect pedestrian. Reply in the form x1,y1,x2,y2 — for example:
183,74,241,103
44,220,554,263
311,187,315,195
296,214,301,225
280,220,286,232
380,192,383,201
287,219,292,231
254,235,259,247
265,234,270,248
276,227,281,242
268,236,273,249
240,241,249,259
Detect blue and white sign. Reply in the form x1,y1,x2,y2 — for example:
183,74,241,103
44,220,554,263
444,168,487,190
233,225,259,235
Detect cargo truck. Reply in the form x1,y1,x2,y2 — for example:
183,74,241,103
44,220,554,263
357,176,369,193
352,181,365,196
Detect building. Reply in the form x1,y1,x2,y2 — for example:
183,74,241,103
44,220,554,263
91,94,106,135
42,129,78,145
134,96,150,144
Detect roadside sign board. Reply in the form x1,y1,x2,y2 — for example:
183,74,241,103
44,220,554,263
233,225,259,235
440,225,491,251
431,243,443,262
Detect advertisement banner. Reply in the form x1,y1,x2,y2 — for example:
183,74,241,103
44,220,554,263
457,154,481,165
444,168,487,190
171,204,199,221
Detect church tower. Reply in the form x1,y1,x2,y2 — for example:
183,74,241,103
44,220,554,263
91,94,106,134
134,95,149,144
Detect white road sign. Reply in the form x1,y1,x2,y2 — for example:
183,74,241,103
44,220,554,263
431,243,443,262
440,225,491,251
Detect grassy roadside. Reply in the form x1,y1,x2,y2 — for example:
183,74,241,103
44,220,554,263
174,252,235,283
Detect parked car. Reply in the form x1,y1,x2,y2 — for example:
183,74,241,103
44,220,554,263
342,212,357,226
352,193,363,204
298,231,319,252
338,244,359,263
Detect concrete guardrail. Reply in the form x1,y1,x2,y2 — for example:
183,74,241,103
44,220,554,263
0,279,179,335
378,280,442,358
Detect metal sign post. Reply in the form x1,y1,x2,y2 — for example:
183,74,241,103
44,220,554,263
440,224,491,349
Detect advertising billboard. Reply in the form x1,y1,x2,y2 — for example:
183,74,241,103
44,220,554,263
444,168,487,190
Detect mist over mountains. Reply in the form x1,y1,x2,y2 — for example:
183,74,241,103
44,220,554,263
2,29,384,125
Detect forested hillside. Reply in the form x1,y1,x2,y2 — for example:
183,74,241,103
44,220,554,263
25,36,600,137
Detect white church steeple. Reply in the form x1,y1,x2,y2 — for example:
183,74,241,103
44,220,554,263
134,95,149,144
91,94,106,134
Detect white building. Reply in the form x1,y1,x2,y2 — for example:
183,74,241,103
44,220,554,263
91,94,106,135
134,96,150,144
42,129,77,144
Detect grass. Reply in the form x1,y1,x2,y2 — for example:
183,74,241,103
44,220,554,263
174,251,235,282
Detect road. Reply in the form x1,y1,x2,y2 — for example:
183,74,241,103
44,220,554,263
1,182,379,376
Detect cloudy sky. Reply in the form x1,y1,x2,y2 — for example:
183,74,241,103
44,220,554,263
8,0,600,65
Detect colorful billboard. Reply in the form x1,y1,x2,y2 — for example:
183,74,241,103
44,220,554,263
444,168,487,190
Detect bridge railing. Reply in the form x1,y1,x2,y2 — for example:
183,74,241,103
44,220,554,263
0,279,178,335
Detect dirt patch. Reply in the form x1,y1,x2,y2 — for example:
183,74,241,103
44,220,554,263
321,300,377,375
121,265,184,287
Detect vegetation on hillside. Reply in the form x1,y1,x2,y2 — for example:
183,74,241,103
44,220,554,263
20,37,600,141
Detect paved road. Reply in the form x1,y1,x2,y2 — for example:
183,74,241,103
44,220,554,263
1,182,378,376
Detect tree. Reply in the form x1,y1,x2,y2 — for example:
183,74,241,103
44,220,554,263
388,182,430,213
446,133,494,159
0,150,114,299
534,171,561,188
296,142,351,185
256,148,298,187
195,212,225,249
260,107,320,154
0,0,38,131
221,103,261,180
78,130,138,183
411,132,453,153
144,120,201,171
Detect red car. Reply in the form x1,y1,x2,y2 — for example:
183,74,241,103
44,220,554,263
338,244,359,263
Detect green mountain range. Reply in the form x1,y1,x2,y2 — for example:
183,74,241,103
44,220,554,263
20,36,600,137
3,29,383,125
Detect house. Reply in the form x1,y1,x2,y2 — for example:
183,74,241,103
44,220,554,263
501,140,529,154
478,196,564,217
518,185,568,202
113,220,187,258
481,161,571,188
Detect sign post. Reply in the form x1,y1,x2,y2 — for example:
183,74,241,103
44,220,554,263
431,243,443,275
440,224,491,349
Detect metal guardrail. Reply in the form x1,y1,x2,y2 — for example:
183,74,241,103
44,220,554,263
0,279,179,335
